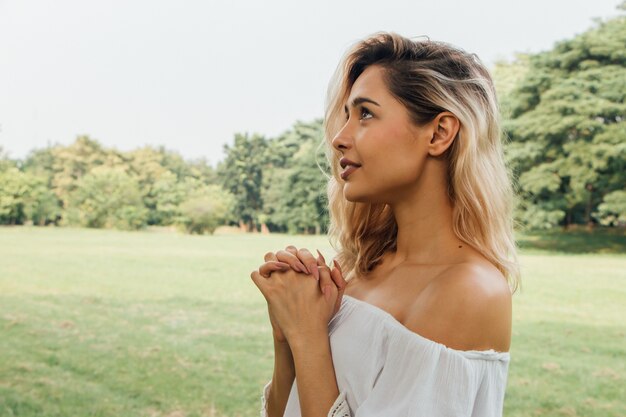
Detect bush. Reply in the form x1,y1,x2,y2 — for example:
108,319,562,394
178,185,235,234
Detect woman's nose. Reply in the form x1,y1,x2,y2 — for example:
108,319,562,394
332,122,353,152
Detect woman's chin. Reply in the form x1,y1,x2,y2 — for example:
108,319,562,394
343,185,371,203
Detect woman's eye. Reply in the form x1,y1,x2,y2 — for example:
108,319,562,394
345,106,373,121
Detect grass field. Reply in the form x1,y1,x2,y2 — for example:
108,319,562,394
0,226,624,417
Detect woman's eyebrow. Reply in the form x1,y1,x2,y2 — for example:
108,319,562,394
344,97,381,114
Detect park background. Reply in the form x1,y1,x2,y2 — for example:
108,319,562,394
1,0,625,416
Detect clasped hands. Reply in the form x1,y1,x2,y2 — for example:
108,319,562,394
250,246,347,346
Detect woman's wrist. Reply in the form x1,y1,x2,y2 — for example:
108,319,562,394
273,336,291,351
274,337,295,370
286,327,329,354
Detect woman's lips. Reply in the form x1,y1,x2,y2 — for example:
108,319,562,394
340,165,359,180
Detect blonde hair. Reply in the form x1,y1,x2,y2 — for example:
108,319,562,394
324,32,520,291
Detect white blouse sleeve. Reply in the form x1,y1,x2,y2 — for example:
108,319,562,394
399,350,509,417
259,295,510,417
326,296,510,417
332,330,509,417
329,348,508,417
259,352,507,417
260,379,352,417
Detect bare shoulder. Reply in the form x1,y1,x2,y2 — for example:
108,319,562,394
407,260,512,352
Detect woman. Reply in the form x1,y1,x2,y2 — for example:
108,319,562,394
250,32,521,417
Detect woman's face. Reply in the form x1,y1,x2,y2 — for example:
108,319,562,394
332,65,434,204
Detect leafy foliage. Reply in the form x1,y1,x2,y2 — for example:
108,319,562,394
500,15,626,229
9,137,218,232
217,133,269,231
595,190,626,225
261,120,329,234
178,185,235,234
0,167,61,226
66,167,148,230
216,120,330,234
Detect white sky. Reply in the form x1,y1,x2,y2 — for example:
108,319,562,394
0,0,622,166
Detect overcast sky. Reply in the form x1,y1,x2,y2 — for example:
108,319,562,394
0,0,622,166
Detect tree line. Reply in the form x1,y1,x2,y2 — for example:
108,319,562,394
0,120,330,234
1,14,624,233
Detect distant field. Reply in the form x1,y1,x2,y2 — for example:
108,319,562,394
0,227,624,417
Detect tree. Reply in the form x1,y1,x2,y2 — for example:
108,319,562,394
260,119,330,233
492,53,531,119
0,168,60,225
501,14,626,229
150,171,190,225
0,168,30,224
23,146,56,188
66,166,148,230
218,133,269,231
126,146,175,225
23,176,62,225
49,136,109,208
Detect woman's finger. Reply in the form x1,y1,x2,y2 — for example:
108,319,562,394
332,258,342,273
331,259,347,314
264,252,278,262
316,249,327,265
332,259,346,286
317,251,339,305
275,250,309,275
286,246,318,278
317,264,337,303
250,270,271,298
297,248,319,281
259,261,290,278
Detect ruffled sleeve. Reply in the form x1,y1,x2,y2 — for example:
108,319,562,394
260,379,351,417
260,380,272,417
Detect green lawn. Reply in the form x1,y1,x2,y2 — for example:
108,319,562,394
0,226,624,417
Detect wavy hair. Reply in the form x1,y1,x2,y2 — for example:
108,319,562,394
324,32,520,291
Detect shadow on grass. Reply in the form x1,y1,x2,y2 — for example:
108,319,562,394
517,227,626,254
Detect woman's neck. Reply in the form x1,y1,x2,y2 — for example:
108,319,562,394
387,163,467,266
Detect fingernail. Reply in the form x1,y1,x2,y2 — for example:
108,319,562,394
316,249,326,264
333,259,342,273
298,262,309,274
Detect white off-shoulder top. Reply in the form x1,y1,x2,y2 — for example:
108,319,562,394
261,295,510,417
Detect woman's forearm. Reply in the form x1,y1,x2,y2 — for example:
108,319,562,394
266,339,296,417
290,333,340,417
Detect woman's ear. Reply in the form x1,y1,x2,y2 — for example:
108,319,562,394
428,112,460,157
